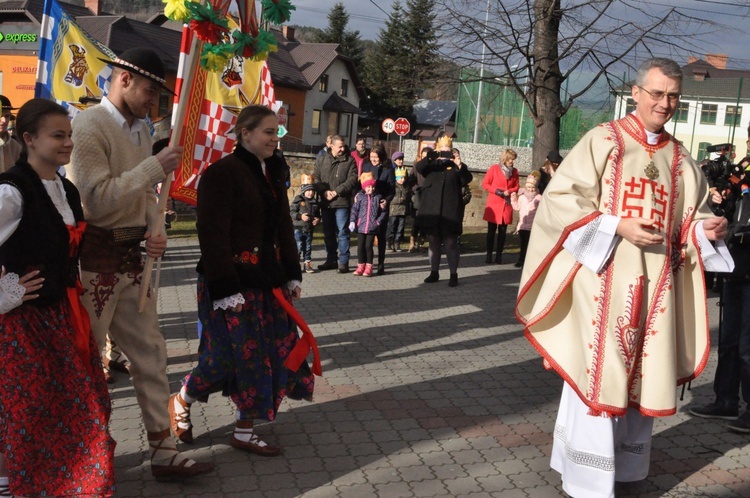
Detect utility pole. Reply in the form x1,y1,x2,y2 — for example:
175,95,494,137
472,0,490,144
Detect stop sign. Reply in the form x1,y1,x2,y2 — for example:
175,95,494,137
276,106,288,127
394,117,410,136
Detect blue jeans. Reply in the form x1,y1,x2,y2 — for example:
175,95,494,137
714,279,750,408
322,207,350,265
387,215,406,245
294,228,313,262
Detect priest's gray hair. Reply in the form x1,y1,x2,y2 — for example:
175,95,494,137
635,58,683,86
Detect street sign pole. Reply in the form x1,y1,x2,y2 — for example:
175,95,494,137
393,117,411,154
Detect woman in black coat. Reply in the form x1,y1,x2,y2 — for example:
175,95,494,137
415,136,472,287
168,105,315,456
360,143,395,275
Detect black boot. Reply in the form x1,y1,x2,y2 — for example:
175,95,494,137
486,230,495,264
448,273,458,287
495,228,506,264
424,271,439,283
377,263,385,275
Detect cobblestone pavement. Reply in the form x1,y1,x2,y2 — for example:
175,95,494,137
109,238,750,497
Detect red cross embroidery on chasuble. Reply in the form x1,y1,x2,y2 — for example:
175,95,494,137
621,177,669,232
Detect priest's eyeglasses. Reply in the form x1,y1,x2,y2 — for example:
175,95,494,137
637,86,680,103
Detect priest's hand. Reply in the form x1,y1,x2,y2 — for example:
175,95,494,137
703,216,728,241
616,217,664,247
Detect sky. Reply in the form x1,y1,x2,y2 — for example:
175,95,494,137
289,0,750,68
290,0,393,40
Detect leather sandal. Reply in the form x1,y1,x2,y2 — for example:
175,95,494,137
230,433,282,457
149,438,214,481
104,356,130,374
168,393,194,444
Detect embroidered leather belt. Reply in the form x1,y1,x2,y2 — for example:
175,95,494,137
80,224,147,274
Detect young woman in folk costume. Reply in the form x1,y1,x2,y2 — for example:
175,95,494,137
169,105,315,456
0,98,115,497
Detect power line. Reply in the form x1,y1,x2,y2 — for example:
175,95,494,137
292,4,387,24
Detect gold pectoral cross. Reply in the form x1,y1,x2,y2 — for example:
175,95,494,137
644,161,659,207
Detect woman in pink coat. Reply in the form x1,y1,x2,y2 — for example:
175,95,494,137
481,149,519,264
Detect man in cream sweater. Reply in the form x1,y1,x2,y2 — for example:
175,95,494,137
69,48,213,481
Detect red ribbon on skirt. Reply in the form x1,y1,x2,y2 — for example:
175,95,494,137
272,287,322,376
66,222,94,376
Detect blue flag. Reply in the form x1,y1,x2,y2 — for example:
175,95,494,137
35,0,116,115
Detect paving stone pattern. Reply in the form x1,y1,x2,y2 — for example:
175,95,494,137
109,238,750,497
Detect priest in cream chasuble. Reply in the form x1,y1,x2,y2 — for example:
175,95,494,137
516,59,732,419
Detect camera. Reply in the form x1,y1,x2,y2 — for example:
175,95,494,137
438,150,454,159
700,144,750,217
701,143,740,193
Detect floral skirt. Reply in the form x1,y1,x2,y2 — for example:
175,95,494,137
185,277,315,421
0,299,115,497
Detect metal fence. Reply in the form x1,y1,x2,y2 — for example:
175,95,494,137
456,69,750,161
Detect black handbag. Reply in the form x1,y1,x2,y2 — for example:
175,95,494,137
461,184,472,205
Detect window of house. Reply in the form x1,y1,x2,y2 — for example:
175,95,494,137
625,98,635,115
697,141,712,162
725,105,742,127
338,113,350,137
312,109,321,134
341,79,349,97
319,74,328,93
673,102,689,123
700,104,717,125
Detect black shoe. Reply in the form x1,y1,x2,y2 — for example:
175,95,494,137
424,271,439,283
448,273,458,287
514,261,523,268
727,411,750,433
485,255,493,264
377,265,385,276
495,256,503,264
337,264,350,274
689,401,739,420
318,261,338,271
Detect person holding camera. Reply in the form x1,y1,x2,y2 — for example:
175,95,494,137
414,135,472,287
690,156,750,433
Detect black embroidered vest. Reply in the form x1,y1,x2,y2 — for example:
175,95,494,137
0,162,84,306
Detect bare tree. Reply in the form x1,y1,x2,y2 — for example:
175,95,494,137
438,0,733,166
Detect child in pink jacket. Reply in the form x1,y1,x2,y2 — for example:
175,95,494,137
510,171,542,268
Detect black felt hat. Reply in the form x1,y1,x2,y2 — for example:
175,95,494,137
547,150,564,164
100,48,174,94
0,95,18,113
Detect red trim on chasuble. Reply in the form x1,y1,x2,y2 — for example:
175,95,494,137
618,114,673,152
681,227,711,386
514,210,601,327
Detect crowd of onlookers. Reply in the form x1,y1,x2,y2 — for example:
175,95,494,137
294,132,563,287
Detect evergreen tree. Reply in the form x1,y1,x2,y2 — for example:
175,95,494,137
403,0,440,99
362,2,413,118
315,2,364,69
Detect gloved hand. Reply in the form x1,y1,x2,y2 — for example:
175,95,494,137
495,189,504,197
348,222,356,232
